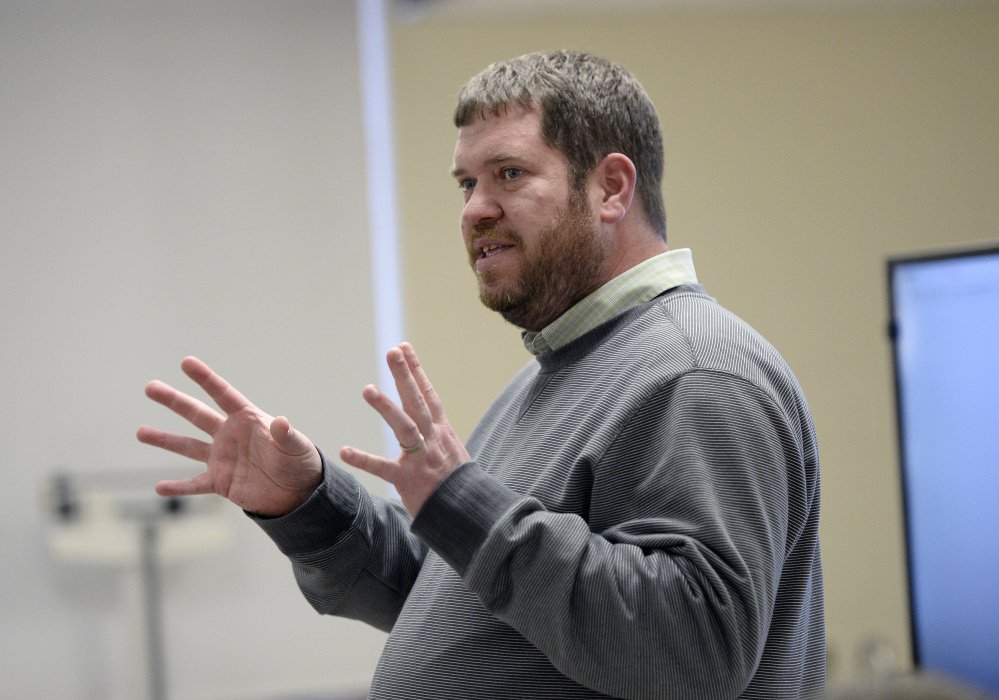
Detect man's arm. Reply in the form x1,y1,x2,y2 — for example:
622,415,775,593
250,453,428,632
351,350,808,699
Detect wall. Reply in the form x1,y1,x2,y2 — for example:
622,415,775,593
0,1,387,698
390,1,999,686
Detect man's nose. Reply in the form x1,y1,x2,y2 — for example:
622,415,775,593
461,186,502,231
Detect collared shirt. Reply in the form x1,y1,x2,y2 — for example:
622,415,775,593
522,248,699,355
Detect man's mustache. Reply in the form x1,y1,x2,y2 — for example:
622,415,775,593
470,224,522,246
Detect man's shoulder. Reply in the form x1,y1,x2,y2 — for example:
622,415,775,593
609,287,804,397
607,285,755,359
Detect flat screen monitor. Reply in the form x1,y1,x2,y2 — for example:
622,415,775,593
888,244,999,695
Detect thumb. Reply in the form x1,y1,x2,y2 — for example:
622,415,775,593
270,416,313,457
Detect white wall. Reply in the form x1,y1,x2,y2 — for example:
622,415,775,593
0,1,388,698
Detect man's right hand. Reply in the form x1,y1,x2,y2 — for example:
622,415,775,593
137,356,323,517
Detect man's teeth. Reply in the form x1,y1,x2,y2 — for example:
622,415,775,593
482,244,506,257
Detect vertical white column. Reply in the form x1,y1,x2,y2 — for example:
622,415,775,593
356,0,405,458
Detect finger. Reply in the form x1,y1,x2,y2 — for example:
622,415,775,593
361,385,424,452
180,356,253,416
399,342,446,422
144,380,225,436
270,416,315,458
136,425,212,462
339,445,397,483
386,347,433,434
155,471,215,498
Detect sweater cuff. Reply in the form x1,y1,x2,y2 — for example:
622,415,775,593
248,449,361,556
411,461,521,575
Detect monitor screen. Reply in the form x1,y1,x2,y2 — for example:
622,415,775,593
888,245,999,695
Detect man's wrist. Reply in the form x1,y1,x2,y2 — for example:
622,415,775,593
411,462,522,575
249,450,360,555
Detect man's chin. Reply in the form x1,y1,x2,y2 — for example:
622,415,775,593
478,288,518,314
478,281,525,312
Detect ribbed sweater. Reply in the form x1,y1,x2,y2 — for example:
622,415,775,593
255,284,825,699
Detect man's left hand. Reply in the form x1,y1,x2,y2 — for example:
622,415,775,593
340,342,471,516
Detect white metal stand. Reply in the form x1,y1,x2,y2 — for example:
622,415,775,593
45,470,235,700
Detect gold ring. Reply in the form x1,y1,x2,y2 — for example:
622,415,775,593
400,435,425,454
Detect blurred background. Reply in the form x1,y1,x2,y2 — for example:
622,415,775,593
1,0,996,698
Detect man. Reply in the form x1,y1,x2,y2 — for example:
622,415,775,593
138,51,824,699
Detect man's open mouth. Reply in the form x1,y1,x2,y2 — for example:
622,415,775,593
479,243,513,259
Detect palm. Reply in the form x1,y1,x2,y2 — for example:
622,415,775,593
208,407,319,513
137,357,322,517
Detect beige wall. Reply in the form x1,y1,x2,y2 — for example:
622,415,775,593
391,2,999,686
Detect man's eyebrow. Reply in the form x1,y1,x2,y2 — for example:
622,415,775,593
450,154,520,179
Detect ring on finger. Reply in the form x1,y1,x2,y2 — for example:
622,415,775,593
400,434,425,454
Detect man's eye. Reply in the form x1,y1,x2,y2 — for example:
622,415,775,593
501,168,523,181
459,179,475,193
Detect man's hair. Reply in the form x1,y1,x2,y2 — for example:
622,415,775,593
454,50,667,240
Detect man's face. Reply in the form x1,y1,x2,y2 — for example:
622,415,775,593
452,107,608,331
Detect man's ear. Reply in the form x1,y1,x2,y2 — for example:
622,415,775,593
592,153,637,225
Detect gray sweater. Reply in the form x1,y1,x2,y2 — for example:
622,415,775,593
256,285,825,699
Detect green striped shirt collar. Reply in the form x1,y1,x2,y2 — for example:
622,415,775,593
522,248,698,355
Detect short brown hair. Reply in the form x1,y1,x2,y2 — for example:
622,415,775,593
454,50,667,240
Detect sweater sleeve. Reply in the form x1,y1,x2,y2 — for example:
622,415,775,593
411,370,806,700
252,450,428,632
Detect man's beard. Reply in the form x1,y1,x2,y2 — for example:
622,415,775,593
470,190,607,332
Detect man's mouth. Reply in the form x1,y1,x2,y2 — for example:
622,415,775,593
469,231,520,270
479,243,514,259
